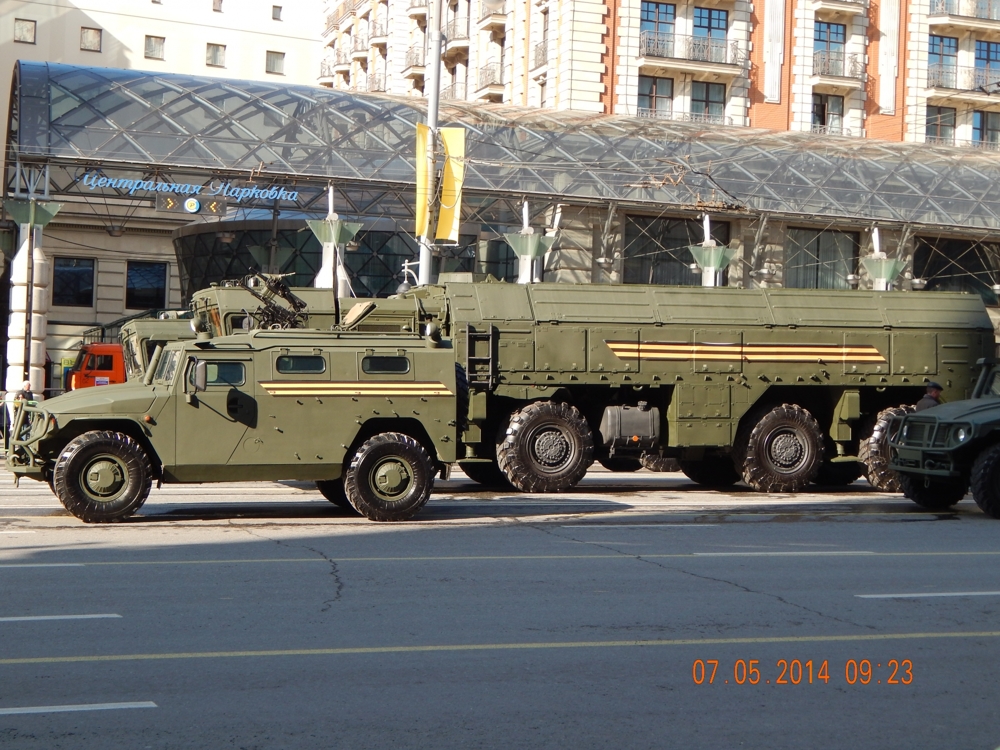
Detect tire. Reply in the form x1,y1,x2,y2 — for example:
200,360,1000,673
899,472,967,511
679,456,741,487
497,401,594,492
859,405,914,492
641,454,680,473
316,478,358,513
598,457,643,472
738,404,824,492
814,460,863,486
458,459,511,487
971,444,1000,518
344,432,435,521
52,431,152,523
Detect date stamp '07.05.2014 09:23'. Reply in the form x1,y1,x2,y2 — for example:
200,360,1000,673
691,659,914,686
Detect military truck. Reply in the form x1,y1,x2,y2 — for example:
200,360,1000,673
888,358,1000,517
119,318,196,381
6,327,461,523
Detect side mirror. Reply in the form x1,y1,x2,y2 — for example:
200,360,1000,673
193,360,208,392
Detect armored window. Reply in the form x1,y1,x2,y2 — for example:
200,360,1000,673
191,362,245,386
206,43,226,67
362,356,410,374
154,350,180,383
273,5,283,20
785,228,858,289
276,355,326,374
52,258,95,307
145,35,165,59
80,27,102,52
126,261,167,309
14,19,36,44
266,50,285,75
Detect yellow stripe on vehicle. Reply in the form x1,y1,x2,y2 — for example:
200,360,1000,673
606,341,887,363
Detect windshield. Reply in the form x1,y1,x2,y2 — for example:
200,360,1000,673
153,349,181,384
122,337,142,380
985,370,1000,398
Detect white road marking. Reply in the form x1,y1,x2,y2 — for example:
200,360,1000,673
857,591,1000,599
694,551,875,557
0,530,35,534
0,563,85,568
0,614,121,623
562,524,717,528
0,701,156,716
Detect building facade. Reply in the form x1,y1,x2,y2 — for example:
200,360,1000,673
318,0,1000,149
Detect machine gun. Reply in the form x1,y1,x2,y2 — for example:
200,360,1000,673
233,272,308,330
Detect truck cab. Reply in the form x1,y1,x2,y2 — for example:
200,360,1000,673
66,343,125,390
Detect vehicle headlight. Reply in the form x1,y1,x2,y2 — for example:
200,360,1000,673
902,425,909,439
955,426,969,443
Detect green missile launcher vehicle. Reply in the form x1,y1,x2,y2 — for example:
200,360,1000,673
888,358,1000,516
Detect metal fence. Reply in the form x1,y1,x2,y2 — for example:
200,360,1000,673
639,31,747,67
812,50,864,79
928,63,1000,89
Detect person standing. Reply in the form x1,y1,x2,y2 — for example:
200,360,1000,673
915,382,943,411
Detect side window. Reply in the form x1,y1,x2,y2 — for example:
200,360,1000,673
88,354,115,371
362,356,410,374
154,350,180,383
206,362,245,386
990,371,1000,397
276,355,326,374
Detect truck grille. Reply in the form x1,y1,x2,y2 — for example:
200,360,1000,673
893,419,939,448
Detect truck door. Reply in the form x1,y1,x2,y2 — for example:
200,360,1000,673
175,356,256,474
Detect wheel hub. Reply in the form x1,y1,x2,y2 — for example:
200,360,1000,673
769,431,804,470
374,461,410,496
85,459,125,498
533,430,570,467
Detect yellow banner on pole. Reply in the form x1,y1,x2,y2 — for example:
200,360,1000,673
415,123,431,237
435,127,466,243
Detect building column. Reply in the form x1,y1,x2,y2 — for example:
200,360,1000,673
5,225,50,398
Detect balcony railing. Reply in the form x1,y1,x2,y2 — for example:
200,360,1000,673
929,0,1000,19
810,124,853,136
637,107,736,126
928,62,1000,89
352,35,369,52
480,1,506,20
478,62,503,88
637,106,674,119
441,81,467,99
368,74,386,92
926,133,956,146
927,134,1000,149
408,0,427,10
369,20,387,39
320,59,337,77
639,31,747,67
812,50,864,79
324,13,339,33
445,17,470,40
533,41,548,69
405,45,426,68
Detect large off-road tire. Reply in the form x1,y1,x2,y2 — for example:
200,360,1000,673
344,432,435,521
899,473,967,511
738,404,824,492
679,456,741,487
316,478,358,513
52,431,152,523
598,457,643,472
859,405,914,492
458,459,511,487
814,460,863,486
970,444,1000,519
497,401,594,492
641,454,680,473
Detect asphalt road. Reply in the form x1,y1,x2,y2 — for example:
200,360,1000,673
2,468,999,749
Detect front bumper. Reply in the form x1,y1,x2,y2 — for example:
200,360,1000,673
4,403,57,477
887,415,966,479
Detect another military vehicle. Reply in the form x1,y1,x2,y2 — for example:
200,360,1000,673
888,358,1000,516
119,318,196,380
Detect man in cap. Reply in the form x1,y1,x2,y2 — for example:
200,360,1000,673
915,382,943,411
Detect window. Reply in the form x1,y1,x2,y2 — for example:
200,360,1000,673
145,35,165,59
206,43,226,67
213,0,223,11
203,362,245,386
623,216,730,286
811,93,844,134
692,8,727,62
276,355,326,374
691,81,726,120
362,356,410,374
86,354,115,371
929,35,958,87
926,105,956,144
975,40,1000,87
974,110,1000,148
814,21,846,75
272,5,283,20
126,261,167,309
14,19,36,44
641,2,675,34
266,50,285,74
52,258,95,307
153,350,180,383
785,228,858,289
80,27,102,52
638,75,673,117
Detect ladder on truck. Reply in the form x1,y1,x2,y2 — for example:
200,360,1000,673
465,323,498,391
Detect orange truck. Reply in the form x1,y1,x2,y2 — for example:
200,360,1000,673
65,343,126,390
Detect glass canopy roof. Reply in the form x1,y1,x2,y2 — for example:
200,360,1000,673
9,61,1000,231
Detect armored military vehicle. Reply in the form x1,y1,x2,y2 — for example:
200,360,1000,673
6,328,461,523
119,318,196,380
888,358,1000,516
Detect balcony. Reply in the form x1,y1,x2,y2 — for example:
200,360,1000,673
533,41,548,69
810,51,865,89
324,12,339,35
333,49,351,72
319,59,338,80
927,63,1000,100
478,1,507,30
351,36,369,59
369,20,388,45
636,107,738,127
810,124,854,136
367,74,386,92
441,81,467,100
475,62,504,101
810,0,866,15
638,31,748,76
407,0,427,19
444,17,470,57
402,45,426,78
928,0,1000,30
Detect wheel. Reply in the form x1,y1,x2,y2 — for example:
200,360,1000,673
598,457,643,472
814,460,863,486
344,432,435,521
52,431,152,523
971,444,1000,518
458,459,512,487
899,473,967,511
859,405,914,492
679,456,741,487
316,478,359,513
738,404,824,492
496,401,594,492
641,454,680,473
